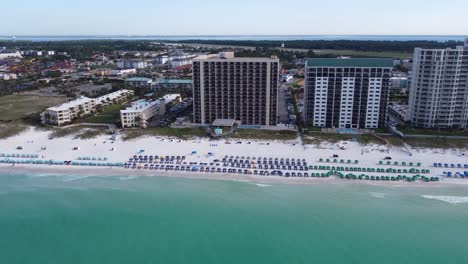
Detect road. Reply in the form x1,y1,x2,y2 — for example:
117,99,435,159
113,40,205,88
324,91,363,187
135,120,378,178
277,85,289,124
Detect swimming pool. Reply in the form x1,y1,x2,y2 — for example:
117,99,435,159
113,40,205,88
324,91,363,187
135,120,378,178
335,128,363,135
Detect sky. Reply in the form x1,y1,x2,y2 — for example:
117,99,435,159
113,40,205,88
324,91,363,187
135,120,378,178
1,0,468,36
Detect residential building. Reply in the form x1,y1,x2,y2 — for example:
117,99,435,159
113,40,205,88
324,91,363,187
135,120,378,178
192,52,279,126
42,90,134,126
390,76,409,91
125,77,153,88
111,69,136,76
154,79,193,91
95,89,134,107
116,60,148,69
42,97,96,126
94,69,112,76
304,58,393,129
0,73,17,80
280,74,293,82
22,50,43,56
154,55,169,65
166,51,199,67
120,94,181,128
171,56,198,67
0,49,22,60
408,39,468,128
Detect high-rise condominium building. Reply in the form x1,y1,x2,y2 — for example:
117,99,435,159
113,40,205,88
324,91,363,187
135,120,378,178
408,39,468,128
192,52,279,126
304,58,393,129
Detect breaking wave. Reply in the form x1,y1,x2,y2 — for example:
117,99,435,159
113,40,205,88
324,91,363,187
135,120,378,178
421,195,468,205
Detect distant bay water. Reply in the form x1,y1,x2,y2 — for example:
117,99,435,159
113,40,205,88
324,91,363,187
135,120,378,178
1,172,468,264
0,35,465,42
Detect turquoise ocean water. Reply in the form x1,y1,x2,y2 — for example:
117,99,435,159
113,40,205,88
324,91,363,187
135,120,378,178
0,172,468,264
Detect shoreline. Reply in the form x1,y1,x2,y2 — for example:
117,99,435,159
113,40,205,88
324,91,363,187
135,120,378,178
3,164,468,188
2,127,468,189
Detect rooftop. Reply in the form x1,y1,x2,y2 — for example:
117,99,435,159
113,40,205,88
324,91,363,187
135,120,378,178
212,119,236,127
48,96,94,111
95,89,132,102
125,77,152,82
306,58,394,68
157,79,192,84
121,99,160,113
121,94,180,113
196,57,279,62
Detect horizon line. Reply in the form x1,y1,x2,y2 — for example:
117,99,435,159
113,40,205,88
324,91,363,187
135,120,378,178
1,34,467,37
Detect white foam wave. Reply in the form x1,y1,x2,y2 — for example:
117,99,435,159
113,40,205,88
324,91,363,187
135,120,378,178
421,195,468,205
61,175,91,182
369,192,386,198
119,176,138,180
255,183,272,187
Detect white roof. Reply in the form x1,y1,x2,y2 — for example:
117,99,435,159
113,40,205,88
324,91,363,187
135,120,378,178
121,99,160,113
48,96,94,111
95,90,131,102
212,119,236,127
161,94,180,103
121,94,180,114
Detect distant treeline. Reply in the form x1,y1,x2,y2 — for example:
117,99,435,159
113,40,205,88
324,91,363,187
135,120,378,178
0,40,164,59
0,39,463,57
167,39,464,52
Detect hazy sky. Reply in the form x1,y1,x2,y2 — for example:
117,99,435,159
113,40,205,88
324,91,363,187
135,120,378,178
2,0,468,35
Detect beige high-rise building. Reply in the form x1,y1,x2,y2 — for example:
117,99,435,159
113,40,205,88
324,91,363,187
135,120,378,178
192,52,279,126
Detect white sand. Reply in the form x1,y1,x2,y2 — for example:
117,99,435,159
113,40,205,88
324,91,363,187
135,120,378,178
1,127,468,187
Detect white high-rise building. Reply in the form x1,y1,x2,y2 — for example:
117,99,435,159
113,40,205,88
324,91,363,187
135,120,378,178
409,39,468,128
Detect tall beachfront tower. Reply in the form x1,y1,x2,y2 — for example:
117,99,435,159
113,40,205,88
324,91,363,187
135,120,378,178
304,58,393,129
192,52,279,126
408,39,468,128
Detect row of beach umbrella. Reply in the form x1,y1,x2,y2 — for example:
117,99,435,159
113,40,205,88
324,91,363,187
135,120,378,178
0,158,123,167
379,161,422,167
77,156,108,161
318,158,359,164
434,163,468,169
0,153,39,158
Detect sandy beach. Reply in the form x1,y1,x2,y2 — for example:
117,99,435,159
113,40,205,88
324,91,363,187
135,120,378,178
1,127,468,187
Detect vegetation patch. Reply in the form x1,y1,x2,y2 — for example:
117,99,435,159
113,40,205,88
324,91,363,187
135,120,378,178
403,137,468,149
228,129,297,141
49,125,109,139
85,104,126,124
304,133,388,146
122,127,207,141
0,94,66,121
397,126,468,136
0,122,29,139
